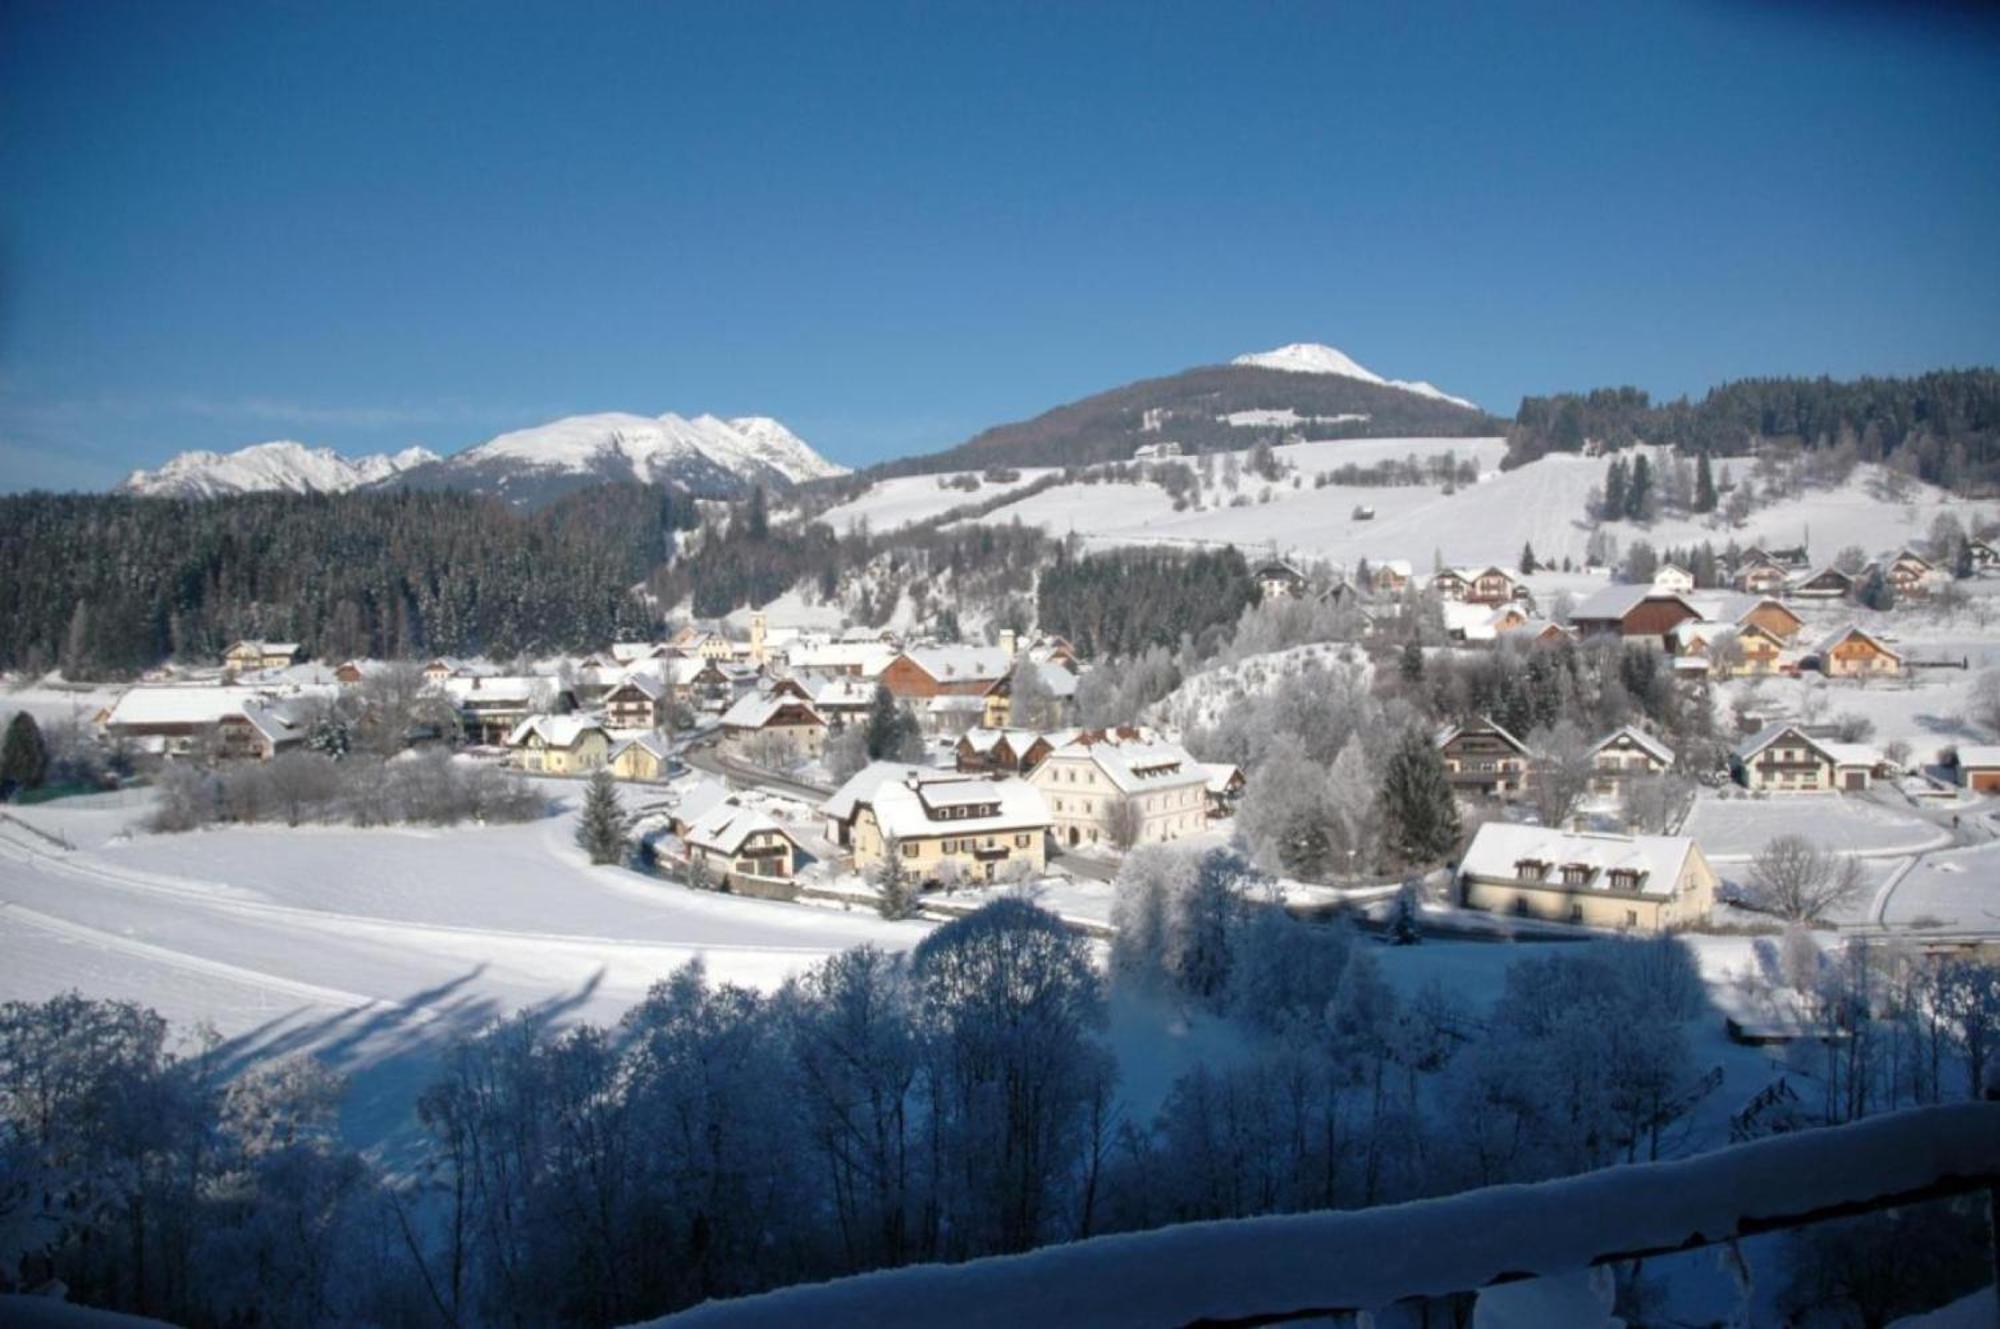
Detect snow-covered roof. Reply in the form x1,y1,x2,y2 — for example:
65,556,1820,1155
1731,722,1833,764
506,714,605,749
902,645,1014,684
1591,725,1674,765
1956,744,2000,769
867,773,1050,840
1569,584,1696,623
1808,623,1901,661
103,685,275,727
672,776,732,826
808,675,878,708
683,800,798,857
821,762,928,823
1033,662,1079,698
441,675,544,705
787,641,899,675
1821,742,1882,769
608,732,672,763
925,693,988,716
1199,762,1244,794
1434,716,1530,755
605,672,666,701
609,641,660,663
1459,823,1698,898
1043,730,1204,794
720,691,826,731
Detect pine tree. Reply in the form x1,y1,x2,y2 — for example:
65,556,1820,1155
1625,453,1652,521
1378,728,1461,867
1388,881,1423,945
575,769,629,865
1694,450,1717,513
1602,457,1628,522
1399,640,1425,686
873,840,920,919
865,684,906,759
1519,542,1538,575
0,712,50,797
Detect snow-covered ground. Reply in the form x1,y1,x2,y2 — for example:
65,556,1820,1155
814,466,1057,534
1683,791,1950,861
1148,643,1370,733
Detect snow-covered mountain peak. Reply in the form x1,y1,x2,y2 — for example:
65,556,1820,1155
456,411,844,487
1231,342,1480,411
117,440,439,498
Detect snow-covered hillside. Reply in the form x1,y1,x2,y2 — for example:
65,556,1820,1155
815,466,1059,534
117,441,440,497
1231,343,1480,411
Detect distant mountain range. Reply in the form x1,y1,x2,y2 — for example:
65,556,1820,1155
873,343,1502,476
118,412,847,508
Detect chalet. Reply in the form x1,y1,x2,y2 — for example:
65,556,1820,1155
1254,560,1308,600
955,728,1055,775
223,640,301,672
1790,566,1855,602
667,658,736,711
1726,622,1792,677
718,691,828,762
1809,625,1903,679
1028,729,1209,849
444,675,565,746
608,732,675,782
1371,560,1415,595
506,715,610,775
1429,568,1472,602
1730,723,1880,793
333,659,384,686
1567,585,1702,641
1955,745,2000,793
1884,549,1940,599
1456,823,1718,932
1651,563,1695,594
602,674,669,730
422,657,472,685
1026,634,1082,671
879,645,1015,700
1588,726,1675,793
215,701,308,761
1435,717,1533,799
681,799,807,890
822,764,1050,884
1199,763,1246,818
1733,561,1790,596
1463,566,1526,606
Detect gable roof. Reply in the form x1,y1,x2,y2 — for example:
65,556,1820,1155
1590,725,1675,766
1043,730,1205,794
1809,623,1902,662
682,799,800,857
901,645,1015,684
720,691,826,731
1731,722,1836,764
821,762,929,823
1569,584,1699,624
506,714,605,749
1434,715,1531,755
608,732,673,764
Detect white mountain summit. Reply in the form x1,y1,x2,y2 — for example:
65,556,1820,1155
1231,343,1480,411
118,441,442,498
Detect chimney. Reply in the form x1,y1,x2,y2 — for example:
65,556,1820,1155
1000,628,1019,657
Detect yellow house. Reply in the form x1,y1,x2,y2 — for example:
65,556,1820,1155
682,798,805,890
223,640,301,672
1027,728,1208,850
1457,823,1717,932
1811,625,1903,678
507,715,610,775
608,732,674,781
822,763,1050,885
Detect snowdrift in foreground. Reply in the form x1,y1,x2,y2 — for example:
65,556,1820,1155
647,1103,2000,1329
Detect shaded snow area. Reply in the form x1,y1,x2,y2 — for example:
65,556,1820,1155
649,1104,2000,1329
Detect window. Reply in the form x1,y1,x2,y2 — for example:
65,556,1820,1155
902,842,918,858
1569,903,1584,922
1015,833,1030,847
941,839,956,853
1624,909,1639,928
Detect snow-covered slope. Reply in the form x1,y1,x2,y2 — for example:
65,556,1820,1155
118,441,440,498
393,411,846,508
1232,343,1480,411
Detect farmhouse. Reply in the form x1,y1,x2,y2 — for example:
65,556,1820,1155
602,673,668,730
1370,560,1414,595
100,686,305,760
1456,823,1718,932
1435,716,1533,799
1810,625,1903,678
1733,561,1790,596
1651,563,1695,593
1200,762,1246,817
822,764,1050,884
443,675,564,746
223,640,302,672
1028,728,1209,849
607,732,675,782
1567,585,1701,641
1884,549,1939,599
506,715,610,775
806,675,878,729
1790,566,1855,601
1588,726,1675,792
954,728,1055,775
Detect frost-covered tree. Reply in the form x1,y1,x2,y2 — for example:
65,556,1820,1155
1747,834,1864,923
1527,718,1595,829
1378,726,1461,867
1235,736,1335,879
575,769,630,864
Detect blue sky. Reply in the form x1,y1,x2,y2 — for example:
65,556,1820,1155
3,1,1997,489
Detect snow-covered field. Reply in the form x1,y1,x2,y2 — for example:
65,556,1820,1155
1683,791,1950,861
814,466,1057,534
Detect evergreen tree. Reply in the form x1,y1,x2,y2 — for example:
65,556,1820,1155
1519,542,1538,575
0,712,50,797
305,714,351,760
1378,727,1461,867
873,839,920,919
864,683,915,759
1602,456,1628,522
1625,453,1652,521
1694,450,1717,513
744,485,769,540
1399,640,1425,686
1389,881,1423,945
575,769,630,865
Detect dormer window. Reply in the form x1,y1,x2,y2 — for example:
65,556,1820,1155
1514,859,1547,882
1560,864,1593,887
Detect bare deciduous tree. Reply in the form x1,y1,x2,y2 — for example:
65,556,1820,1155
1747,835,1865,923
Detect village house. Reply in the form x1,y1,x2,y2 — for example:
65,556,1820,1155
1456,823,1718,932
607,732,675,782
1462,565,1527,606
1435,716,1533,799
1731,723,1880,793
1733,560,1790,596
822,764,1051,884
681,799,807,892
1199,762,1246,818
1789,566,1855,602
506,715,610,776
982,660,1078,729
1254,560,1308,600
1809,624,1903,678
1651,563,1695,594
443,675,566,745
1567,586,1702,641
786,638,900,678
719,690,828,762
1955,745,2000,793
333,659,383,685
1966,538,2000,573
1370,560,1415,596
1028,728,1209,849
602,673,669,730
955,728,1056,776
878,644,1015,701
422,657,473,685
1587,726,1675,793
1884,549,1940,599
222,640,302,672
805,674,878,729
99,686,306,761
